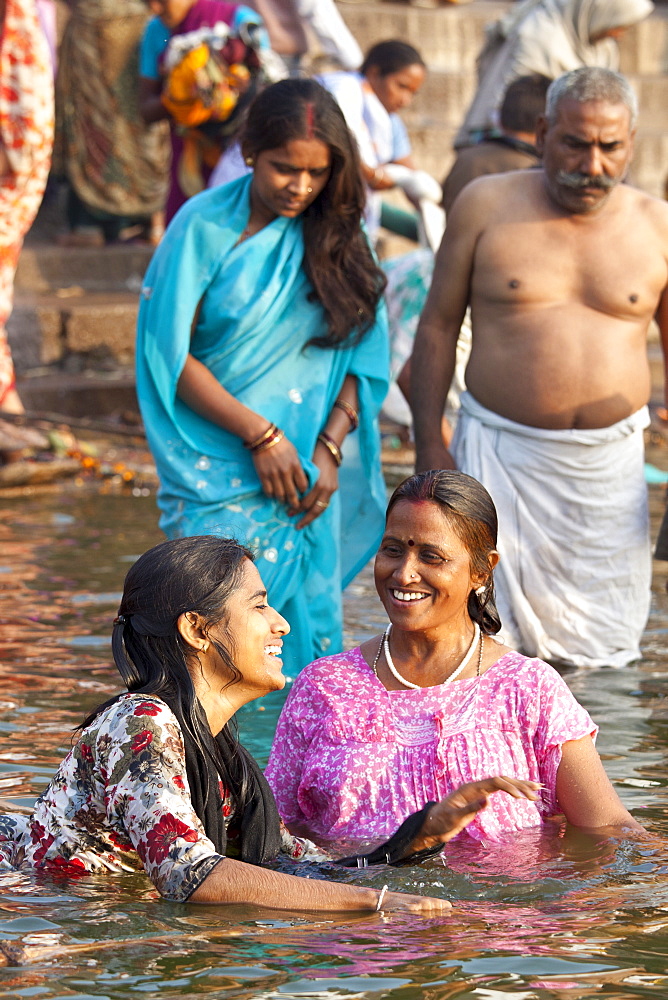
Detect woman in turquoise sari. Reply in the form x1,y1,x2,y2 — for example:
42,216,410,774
136,79,389,673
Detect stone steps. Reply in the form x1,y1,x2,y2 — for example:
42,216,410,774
337,0,509,72
10,244,150,379
339,0,668,74
14,244,152,294
9,291,140,372
17,371,137,420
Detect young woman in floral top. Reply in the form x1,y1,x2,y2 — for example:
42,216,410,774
0,535,538,910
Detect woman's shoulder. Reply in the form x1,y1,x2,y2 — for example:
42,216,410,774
482,648,566,687
319,71,365,118
87,693,179,735
318,70,360,97
170,174,250,227
296,647,372,691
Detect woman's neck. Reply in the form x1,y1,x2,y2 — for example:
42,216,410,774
384,616,478,686
246,185,278,235
187,664,236,736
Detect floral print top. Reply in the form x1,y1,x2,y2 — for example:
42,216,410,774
0,694,317,901
265,648,598,847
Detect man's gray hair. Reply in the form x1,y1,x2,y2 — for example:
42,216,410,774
545,67,638,129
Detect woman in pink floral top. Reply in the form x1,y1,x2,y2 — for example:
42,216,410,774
0,535,538,909
266,471,644,849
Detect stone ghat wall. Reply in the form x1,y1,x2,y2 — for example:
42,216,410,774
334,0,668,198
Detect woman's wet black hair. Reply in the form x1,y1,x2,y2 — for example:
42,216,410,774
241,78,386,350
81,535,254,813
387,470,502,635
360,40,425,78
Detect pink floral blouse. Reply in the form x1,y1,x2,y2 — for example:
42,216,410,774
265,647,598,847
0,694,317,900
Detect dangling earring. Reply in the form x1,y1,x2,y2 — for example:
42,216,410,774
245,156,254,167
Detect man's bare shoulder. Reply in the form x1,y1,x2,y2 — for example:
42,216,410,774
449,169,543,221
624,183,668,233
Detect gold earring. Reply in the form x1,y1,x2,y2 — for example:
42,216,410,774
201,642,209,653
245,156,254,166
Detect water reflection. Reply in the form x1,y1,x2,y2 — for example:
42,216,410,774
2,484,668,997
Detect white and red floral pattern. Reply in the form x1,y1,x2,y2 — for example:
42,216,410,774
0,693,319,899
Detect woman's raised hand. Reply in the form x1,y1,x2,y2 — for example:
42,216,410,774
252,436,309,511
412,776,541,853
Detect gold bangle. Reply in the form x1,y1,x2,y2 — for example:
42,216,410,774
245,423,278,451
334,398,359,431
318,432,342,467
253,429,285,454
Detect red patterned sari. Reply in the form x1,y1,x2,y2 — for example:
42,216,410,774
0,0,53,408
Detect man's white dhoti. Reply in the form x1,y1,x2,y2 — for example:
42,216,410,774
452,392,651,668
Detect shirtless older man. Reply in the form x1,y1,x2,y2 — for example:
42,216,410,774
411,67,668,668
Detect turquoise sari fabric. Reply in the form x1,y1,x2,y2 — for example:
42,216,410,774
136,175,389,673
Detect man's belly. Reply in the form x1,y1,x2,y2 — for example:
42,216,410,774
465,328,652,430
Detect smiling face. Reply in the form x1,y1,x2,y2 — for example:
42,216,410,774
365,62,425,114
536,98,635,214
247,138,332,226
374,501,487,636
208,559,289,699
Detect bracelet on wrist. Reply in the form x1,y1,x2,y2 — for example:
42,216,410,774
245,423,278,451
252,429,285,455
333,398,359,431
317,431,343,467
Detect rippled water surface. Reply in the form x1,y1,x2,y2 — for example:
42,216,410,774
3,481,668,998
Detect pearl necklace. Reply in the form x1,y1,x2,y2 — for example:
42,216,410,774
373,622,482,689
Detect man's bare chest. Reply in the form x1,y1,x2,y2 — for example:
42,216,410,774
473,218,666,319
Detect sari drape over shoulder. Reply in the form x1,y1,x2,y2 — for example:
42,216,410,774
136,175,389,672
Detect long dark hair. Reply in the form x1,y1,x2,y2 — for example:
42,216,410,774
387,470,502,635
241,78,386,349
82,536,254,815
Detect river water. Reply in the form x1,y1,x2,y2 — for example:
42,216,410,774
3,479,668,998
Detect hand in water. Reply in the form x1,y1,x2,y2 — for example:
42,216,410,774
413,776,541,852
381,891,452,913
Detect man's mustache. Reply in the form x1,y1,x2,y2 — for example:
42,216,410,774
555,170,616,191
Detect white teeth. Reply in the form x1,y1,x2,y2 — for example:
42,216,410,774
392,590,428,602
265,646,282,655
